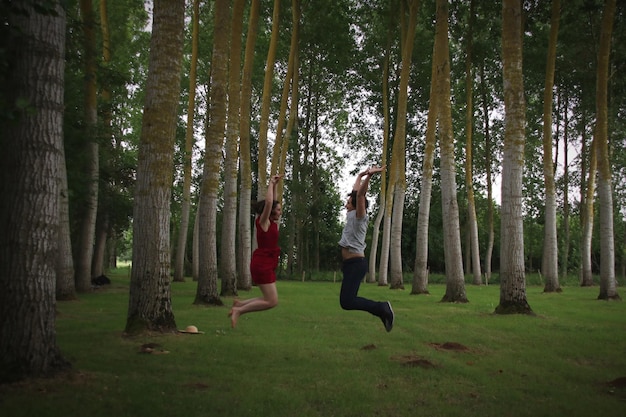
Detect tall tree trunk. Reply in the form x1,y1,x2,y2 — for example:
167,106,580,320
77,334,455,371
220,0,243,297
480,63,495,286
238,0,260,290
595,0,619,301
0,1,71,382
75,0,100,293
174,0,200,283
464,0,482,286
57,132,76,300
437,0,467,303
257,0,281,195
388,0,418,290
541,0,562,293
561,90,571,280
125,0,185,333
196,0,230,306
411,10,440,295
369,20,392,284
496,0,532,315
581,109,596,287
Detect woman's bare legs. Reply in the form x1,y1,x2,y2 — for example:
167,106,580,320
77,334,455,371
229,283,278,328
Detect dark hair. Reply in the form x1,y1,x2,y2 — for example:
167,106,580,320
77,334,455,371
254,200,279,215
348,191,369,209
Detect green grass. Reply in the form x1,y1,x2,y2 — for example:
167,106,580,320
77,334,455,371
1,269,625,417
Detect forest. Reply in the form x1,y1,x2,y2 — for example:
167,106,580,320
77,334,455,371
1,0,625,382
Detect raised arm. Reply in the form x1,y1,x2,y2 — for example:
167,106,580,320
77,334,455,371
259,174,283,229
354,166,386,218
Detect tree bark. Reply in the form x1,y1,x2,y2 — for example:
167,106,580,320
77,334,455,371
541,0,562,293
0,1,71,382
496,0,533,315
195,0,230,306
238,0,261,290
174,0,200,283
437,0,467,303
220,0,243,297
594,0,620,301
125,0,185,333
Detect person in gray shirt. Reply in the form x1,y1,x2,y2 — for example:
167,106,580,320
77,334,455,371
338,166,394,332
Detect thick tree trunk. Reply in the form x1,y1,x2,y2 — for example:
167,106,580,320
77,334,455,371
496,0,532,315
125,0,185,333
195,0,230,306
0,1,71,382
220,0,243,297
437,0,467,303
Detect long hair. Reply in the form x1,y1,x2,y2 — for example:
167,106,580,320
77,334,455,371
348,191,369,209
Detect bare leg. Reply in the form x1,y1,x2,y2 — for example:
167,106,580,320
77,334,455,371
230,283,278,328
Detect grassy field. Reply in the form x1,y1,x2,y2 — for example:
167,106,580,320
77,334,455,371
1,268,625,417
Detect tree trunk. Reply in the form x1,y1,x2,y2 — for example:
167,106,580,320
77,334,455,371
595,0,619,301
174,0,200,283
411,9,440,295
57,138,76,300
75,0,100,293
496,0,532,315
125,0,185,333
195,0,230,306
0,1,71,382
561,90,571,280
479,63,495,285
220,0,243,297
388,0,418,290
464,0,482,286
238,0,260,290
581,111,596,287
257,0,281,195
436,0,467,303
541,0,561,293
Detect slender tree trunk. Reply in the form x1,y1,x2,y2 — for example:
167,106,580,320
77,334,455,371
464,0,482,286
195,0,230,306
57,137,76,300
174,0,200,283
496,0,532,315
125,0,185,333
369,22,392,284
561,90,571,280
388,0,418,290
257,0,281,194
75,0,100,293
581,110,596,286
595,0,619,301
541,0,562,293
238,0,260,290
411,9,441,295
436,0,467,303
0,1,71,382
479,63,494,285
220,0,243,297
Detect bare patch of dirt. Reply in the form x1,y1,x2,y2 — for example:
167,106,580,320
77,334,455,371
390,354,437,369
361,344,377,350
429,341,470,352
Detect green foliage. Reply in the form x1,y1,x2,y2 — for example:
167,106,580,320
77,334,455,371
2,271,625,417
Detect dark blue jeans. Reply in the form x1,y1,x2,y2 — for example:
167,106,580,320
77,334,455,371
340,257,384,317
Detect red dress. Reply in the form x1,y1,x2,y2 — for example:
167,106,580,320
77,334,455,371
250,217,280,284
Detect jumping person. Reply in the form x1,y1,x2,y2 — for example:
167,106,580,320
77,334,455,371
338,166,394,332
229,174,283,328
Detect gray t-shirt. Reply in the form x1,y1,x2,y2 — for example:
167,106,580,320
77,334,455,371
338,210,368,254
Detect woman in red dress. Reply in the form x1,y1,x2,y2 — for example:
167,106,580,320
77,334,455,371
229,174,283,328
